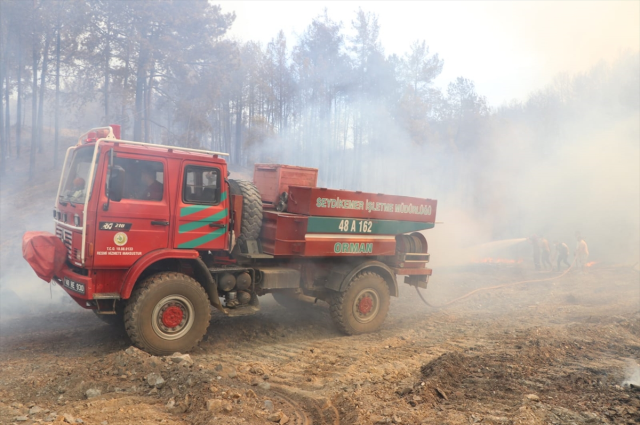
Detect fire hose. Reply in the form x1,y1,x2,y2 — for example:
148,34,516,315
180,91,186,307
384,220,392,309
416,256,579,309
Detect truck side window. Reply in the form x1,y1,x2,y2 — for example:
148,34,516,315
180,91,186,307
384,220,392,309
183,166,220,204
113,158,164,201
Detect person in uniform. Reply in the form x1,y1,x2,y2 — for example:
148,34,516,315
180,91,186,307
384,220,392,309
529,235,541,271
140,168,163,201
574,232,589,272
554,240,571,270
540,236,552,270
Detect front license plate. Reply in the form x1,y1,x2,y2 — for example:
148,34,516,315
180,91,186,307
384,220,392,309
63,277,86,295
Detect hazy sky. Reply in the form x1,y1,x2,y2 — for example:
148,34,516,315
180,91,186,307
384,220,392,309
217,1,640,107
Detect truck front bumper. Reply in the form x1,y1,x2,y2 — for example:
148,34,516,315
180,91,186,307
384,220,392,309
53,265,95,308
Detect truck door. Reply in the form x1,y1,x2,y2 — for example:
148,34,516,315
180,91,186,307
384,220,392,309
94,155,170,267
174,163,229,251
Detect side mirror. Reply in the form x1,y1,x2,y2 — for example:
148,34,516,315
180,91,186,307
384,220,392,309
108,165,125,202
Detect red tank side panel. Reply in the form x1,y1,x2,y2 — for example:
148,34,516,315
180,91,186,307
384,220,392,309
287,186,437,223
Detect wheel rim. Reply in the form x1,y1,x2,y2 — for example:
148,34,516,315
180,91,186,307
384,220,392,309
353,288,380,324
151,295,195,341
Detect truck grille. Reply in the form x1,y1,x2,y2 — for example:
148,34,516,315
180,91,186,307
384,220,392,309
56,227,73,259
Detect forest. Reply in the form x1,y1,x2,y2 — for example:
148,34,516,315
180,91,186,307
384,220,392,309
0,0,638,241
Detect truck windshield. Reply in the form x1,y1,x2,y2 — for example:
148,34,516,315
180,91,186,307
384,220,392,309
59,146,97,205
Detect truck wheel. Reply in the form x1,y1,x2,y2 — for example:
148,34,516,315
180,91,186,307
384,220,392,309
124,272,211,356
228,179,263,243
330,271,390,335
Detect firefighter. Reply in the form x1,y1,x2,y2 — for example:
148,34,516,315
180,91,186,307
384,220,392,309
554,240,571,270
69,177,85,200
574,232,589,272
529,235,541,271
140,168,163,201
540,236,552,270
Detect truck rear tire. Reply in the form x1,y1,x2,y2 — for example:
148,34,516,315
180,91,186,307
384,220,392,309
124,272,211,356
228,179,263,244
330,271,390,335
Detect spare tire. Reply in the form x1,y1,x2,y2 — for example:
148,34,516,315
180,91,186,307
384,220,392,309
228,179,263,248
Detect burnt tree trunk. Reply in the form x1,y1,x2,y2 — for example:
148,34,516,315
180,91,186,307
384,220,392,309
133,47,149,141
16,32,23,158
54,20,60,168
37,32,50,153
29,41,38,180
0,17,4,175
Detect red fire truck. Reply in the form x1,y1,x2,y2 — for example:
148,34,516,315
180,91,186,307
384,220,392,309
23,125,437,355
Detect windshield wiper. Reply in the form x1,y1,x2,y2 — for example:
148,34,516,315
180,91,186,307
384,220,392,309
58,195,68,206
68,200,76,208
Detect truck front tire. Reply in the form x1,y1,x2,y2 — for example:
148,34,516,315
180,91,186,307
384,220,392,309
124,272,211,356
330,271,390,335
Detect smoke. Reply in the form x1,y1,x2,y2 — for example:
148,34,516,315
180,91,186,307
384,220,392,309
0,140,76,320
623,360,640,387
245,52,639,270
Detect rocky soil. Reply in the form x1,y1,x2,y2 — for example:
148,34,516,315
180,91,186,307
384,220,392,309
1,264,639,425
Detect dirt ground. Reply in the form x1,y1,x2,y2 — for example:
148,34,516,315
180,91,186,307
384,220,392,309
0,264,638,425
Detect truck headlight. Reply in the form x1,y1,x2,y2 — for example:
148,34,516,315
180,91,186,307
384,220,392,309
74,214,81,227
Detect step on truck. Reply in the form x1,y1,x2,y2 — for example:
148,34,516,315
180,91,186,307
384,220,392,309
22,125,437,355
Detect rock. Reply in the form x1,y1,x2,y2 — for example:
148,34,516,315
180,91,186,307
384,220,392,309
250,367,264,375
267,412,282,422
168,403,187,414
231,392,241,399
10,402,24,409
215,364,223,371
169,353,194,366
101,422,108,425
398,387,412,396
76,419,84,424
63,413,75,423
392,415,402,424
146,373,165,389
29,405,43,415
147,357,163,367
14,417,28,422
435,387,448,400
165,398,175,409
228,368,237,379
258,382,271,391
264,400,274,412
206,399,223,412
370,415,387,424
125,346,146,357
85,388,102,399
280,413,289,424
222,403,233,413
44,415,57,422
525,394,540,402
246,389,257,398
148,388,158,395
